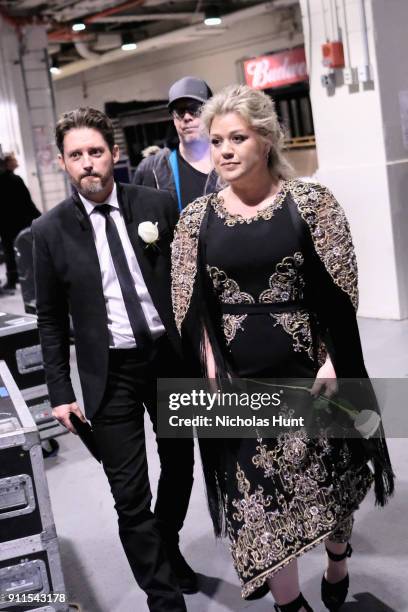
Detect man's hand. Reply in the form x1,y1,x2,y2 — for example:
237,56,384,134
311,357,338,399
52,402,86,434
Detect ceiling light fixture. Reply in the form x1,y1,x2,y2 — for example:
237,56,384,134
72,23,86,32
121,32,137,51
204,5,222,26
50,58,61,75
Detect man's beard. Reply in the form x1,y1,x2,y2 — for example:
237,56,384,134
69,165,113,198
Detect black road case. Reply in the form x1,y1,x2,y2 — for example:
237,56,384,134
14,228,36,315
0,313,65,440
0,361,68,612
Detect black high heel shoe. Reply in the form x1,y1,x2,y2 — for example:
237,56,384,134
274,592,314,612
321,542,353,611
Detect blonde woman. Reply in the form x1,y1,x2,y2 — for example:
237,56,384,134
171,85,393,611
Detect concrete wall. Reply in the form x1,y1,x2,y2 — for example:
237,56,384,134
0,16,40,204
20,26,68,211
371,0,408,319
299,0,407,319
0,18,67,211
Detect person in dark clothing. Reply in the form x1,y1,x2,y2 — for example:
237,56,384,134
172,84,394,612
133,77,219,211
33,108,196,611
0,152,40,291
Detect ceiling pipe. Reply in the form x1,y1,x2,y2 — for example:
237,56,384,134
74,40,102,60
48,28,92,42
91,13,204,23
48,43,62,55
84,0,146,24
73,33,123,59
92,33,122,50
53,1,283,81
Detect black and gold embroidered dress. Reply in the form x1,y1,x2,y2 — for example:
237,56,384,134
171,180,394,599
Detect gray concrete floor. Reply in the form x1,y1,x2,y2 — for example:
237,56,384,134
1,280,407,612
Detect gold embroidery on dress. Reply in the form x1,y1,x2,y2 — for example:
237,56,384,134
330,514,354,543
257,252,313,359
207,266,255,344
207,254,315,357
252,431,310,477
222,315,247,345
224,451,373,598
171,195,210,332
271,311,313,360
208,266,255,305
287,181,359,310
211,184,289,227
252,433,330,493
259,252,304,303
228,464,277,578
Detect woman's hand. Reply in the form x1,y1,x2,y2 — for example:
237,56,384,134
311,356,338,398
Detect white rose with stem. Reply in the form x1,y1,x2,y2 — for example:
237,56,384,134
246,379,381,439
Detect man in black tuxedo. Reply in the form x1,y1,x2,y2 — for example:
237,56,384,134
32,108,195,612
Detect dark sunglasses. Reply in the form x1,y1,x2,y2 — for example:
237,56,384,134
170,104,202,120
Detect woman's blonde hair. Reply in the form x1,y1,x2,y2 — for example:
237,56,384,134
201,84,294,180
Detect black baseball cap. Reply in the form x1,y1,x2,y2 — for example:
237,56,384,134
168,77,212,108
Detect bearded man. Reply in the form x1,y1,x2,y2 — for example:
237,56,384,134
32,107,196,612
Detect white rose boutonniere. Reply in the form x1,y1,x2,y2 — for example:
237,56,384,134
138,221,159,250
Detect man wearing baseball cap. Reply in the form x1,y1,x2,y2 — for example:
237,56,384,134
133,76,218,212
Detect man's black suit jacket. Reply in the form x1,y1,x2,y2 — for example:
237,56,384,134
32,182,181,419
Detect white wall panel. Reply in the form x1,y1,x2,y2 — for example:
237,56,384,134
300,0,407,319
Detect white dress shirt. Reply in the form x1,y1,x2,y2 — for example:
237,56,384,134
79,184,165,348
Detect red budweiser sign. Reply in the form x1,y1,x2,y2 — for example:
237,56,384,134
244,47,308,90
